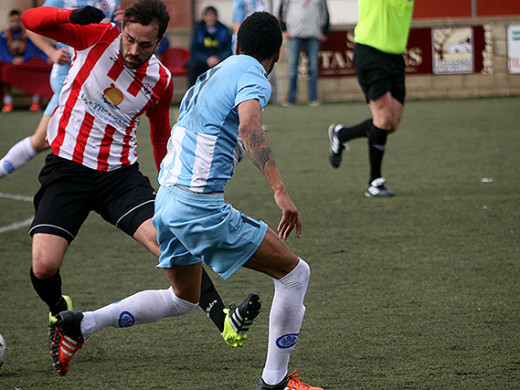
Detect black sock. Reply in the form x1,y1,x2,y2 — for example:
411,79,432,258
29,267,67,316
198,267,226,332
366,123,388,182
337,119,372,143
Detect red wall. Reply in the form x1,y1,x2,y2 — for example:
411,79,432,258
477,0,520,17
414,0,520,19
413,0,472,19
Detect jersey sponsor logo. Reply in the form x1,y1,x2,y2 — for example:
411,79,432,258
118,311,136,327
276,333,299,349
79,91,127,127
103,83,124,109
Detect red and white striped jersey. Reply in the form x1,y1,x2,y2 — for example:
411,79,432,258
22,7,173,172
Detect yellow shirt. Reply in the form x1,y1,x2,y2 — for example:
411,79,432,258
355,0,414,55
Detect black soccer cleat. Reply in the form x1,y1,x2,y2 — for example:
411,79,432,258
221,292,261,348
50,311,85,376
365,177,395,198
328,124,348,168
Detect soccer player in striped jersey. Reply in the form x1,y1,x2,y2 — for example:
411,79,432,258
21,1,260,374
53,11,322,390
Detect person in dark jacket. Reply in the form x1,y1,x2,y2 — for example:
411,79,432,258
0,9,47,112
185,6,232,87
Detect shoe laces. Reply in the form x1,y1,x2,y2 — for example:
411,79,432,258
286,370,312,389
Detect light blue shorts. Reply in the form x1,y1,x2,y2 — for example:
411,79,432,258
153,185,268,280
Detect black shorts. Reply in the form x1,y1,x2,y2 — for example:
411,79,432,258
354,43,406,105
30,154,156,243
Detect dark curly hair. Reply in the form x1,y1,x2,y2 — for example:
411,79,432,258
237,12,282,61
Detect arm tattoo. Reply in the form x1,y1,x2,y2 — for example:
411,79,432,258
246,130,275,174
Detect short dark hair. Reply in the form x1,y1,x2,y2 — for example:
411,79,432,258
9,9,21,17
237,12,282,61
123,0,170,41
203,6,218,17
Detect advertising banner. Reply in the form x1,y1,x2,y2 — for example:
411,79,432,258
319,26,489,77
507,25,520,74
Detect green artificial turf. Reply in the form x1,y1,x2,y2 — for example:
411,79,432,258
0,97,518,389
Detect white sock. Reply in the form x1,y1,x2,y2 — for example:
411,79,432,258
80,287,197,338
0,137,37,178
32,95,40,103
3,94,12,105
262,258,310,386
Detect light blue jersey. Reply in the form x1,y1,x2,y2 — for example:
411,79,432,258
159,55,271,194
43,0,120,21
42,0,120,115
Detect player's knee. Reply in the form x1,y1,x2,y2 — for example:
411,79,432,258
386,116,400,132
167,287,198,314
283,258,310,292
30,134,49,152
373,104,401,131
374,115,396,132
34,139,50,152
31,259,59,279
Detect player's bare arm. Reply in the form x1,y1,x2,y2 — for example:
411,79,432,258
238,99,302,240
237,99,276,176
25,30,71,65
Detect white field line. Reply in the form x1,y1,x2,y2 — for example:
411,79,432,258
0,217,33,234
0,192,33,234
0,192,33,202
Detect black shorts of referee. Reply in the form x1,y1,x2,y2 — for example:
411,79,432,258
354,43,406,105
30,154,157,243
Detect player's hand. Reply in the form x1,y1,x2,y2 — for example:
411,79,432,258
207,55,219,68
49,47,71,65
70,6,105,25
274,190,302,240
113,6,124,24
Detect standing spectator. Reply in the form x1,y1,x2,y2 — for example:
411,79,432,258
279,0,329,106
0,9,45,112
327,0,414,197
185,6,232,87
